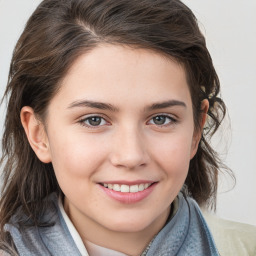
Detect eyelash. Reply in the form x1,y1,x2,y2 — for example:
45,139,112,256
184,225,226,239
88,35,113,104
78,114,177,129
78,115,109,128
147,114,177,127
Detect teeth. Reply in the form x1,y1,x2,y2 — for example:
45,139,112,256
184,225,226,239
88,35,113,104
130,185,139,193
138,184,144,191
113,184,120,192
121,185,129,192
104,183,151,193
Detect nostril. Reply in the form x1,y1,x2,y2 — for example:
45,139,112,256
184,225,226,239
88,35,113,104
109,151,149,169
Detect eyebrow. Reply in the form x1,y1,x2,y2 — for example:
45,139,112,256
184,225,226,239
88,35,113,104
146,100,186,111
67,99,186,112
68,100,119,112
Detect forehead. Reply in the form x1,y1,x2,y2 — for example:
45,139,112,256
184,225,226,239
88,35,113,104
51,44,192,110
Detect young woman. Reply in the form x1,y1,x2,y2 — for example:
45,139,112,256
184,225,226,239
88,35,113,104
0,0,227,255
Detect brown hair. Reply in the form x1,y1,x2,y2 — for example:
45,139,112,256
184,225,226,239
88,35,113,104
0,0,229,249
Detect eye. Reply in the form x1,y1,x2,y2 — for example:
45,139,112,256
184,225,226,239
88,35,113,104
148,115,175,126
79,115,108,127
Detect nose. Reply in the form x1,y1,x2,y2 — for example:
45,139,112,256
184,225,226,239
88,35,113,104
109,126,149,170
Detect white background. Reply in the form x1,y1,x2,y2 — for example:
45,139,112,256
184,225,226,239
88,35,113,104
0,0,255,226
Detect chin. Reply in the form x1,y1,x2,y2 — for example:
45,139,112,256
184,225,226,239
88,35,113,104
103,215,157,233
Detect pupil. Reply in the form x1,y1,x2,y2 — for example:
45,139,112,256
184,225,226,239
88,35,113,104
89,117,101,126
153,116,166,125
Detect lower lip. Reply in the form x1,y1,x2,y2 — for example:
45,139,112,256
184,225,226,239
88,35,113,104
99,183,157,204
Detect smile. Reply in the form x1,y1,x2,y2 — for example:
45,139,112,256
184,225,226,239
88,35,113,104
102,183,152,193
99,182,157,204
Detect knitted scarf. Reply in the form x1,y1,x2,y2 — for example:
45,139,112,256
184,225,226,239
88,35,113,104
5,193,219,256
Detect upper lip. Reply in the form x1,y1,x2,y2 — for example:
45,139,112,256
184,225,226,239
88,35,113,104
98,180,157,186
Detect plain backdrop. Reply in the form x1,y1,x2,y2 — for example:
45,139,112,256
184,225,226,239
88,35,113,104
0,0,255,226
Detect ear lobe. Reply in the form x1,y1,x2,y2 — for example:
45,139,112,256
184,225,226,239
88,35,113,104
190,99,209,159
20,106,51,163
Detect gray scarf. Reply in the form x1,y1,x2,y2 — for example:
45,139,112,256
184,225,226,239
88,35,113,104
5,193,219,256
145,193,219,255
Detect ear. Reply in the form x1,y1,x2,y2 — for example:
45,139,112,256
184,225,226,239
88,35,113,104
20,106,51,163
190,99,209,159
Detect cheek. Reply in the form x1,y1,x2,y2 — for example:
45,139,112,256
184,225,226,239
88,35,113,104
48,130,108,182
149,132,193,176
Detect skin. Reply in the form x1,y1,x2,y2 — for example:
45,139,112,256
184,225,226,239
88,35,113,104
21,44,208,255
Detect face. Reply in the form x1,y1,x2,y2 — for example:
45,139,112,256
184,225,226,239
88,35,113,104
34,45,202,237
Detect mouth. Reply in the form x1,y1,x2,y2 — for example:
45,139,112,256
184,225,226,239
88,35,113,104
98,182,157,204
99,182,154,193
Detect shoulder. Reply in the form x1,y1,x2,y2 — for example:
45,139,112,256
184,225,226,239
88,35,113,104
202,210,256,256
5,193,81,255
4,193,60,255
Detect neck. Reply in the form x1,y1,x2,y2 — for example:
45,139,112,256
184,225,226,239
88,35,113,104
64,202,170,255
